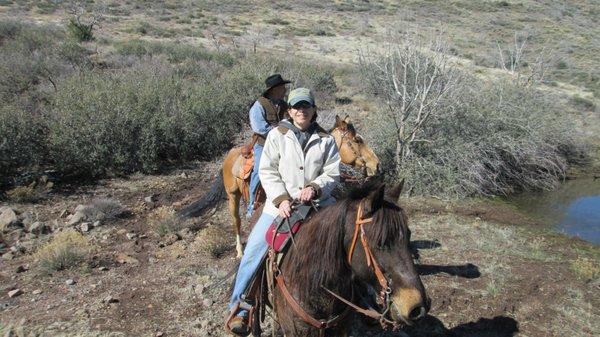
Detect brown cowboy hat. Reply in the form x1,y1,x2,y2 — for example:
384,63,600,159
262,74,291,96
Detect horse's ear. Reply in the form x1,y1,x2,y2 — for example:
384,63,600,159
363,183,385,216
386,179,405,202
335,115,341,126
344,115,352,124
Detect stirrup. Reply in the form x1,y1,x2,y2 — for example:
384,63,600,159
225,301,253,336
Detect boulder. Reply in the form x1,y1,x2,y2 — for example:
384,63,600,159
28,221,49,235
0,207,18,232
67,211,86,226
8,289,23,298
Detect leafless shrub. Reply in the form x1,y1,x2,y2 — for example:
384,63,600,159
360,32,586,197
89,198,125,220
496,32,555,87
359,32,462,173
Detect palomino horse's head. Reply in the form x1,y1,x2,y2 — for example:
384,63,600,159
329,115,380,176
348,181,429,326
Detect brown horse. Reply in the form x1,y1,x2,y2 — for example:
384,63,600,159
268,181,428,336
178,116,381,258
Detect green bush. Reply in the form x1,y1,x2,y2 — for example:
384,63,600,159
47,60,263,177
0,103,46,177
67,18,94,42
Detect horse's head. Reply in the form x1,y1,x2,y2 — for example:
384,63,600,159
330,115,380,177
347,181,429,326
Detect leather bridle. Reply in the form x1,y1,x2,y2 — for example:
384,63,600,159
322,202,398,329
336,128,369,175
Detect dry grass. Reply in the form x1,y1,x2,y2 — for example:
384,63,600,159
34,230,94,273
147,206,180,236
570,256,600,281
6,185,39,203
191,225,232,258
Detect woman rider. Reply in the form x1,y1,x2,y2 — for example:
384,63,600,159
227,88,341,335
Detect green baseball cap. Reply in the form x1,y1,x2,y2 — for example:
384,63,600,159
287,88,315,107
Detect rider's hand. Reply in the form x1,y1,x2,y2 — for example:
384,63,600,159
278,200,292,218
299,186,316,203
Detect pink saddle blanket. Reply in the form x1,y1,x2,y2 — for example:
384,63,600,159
265,220,303,253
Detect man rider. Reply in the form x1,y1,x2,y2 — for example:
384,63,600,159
246,74,291,218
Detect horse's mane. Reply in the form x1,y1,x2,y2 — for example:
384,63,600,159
285,181,406,302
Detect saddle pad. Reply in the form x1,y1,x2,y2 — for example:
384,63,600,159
266,220,302,253
231,151,254,180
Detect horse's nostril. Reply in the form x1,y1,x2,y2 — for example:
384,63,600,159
408,306,426,320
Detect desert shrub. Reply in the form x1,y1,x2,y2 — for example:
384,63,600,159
148,206,181,236
34,230,93,273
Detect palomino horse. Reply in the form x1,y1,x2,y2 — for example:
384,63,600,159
266,181,428,336
330,115,380,177
177,115,380,258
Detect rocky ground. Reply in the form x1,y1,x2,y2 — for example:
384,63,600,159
1,162,598,337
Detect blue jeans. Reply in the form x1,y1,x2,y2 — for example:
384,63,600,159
247,143,263,216
229,212,275,315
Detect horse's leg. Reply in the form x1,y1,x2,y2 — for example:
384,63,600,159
227,189,243,258
223,148,244,258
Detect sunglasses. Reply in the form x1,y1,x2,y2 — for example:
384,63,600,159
291,102,314,109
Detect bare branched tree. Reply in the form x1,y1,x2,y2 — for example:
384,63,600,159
359,33,462,173
496,32,554,87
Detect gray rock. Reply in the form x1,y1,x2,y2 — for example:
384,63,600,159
0,206,19,230
163,233,180,246
65,279,76,285
21,212,34,227
144,196,155,203
80,222,91,232
103,295,119,304
194,284,205,296
2,252,14,260
8,289,23,298
178,228,194,242
125,232,137,240
58,209,68,218
10,243,25,254
202,298,213,307
28,221,47,235
67,211,86,226
15,265,29,273
32,289,42,295
98,266,108,271
93,220,101,227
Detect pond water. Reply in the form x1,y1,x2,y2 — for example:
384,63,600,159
508,178,600,245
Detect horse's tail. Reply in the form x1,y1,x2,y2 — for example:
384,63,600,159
177,172,226,218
